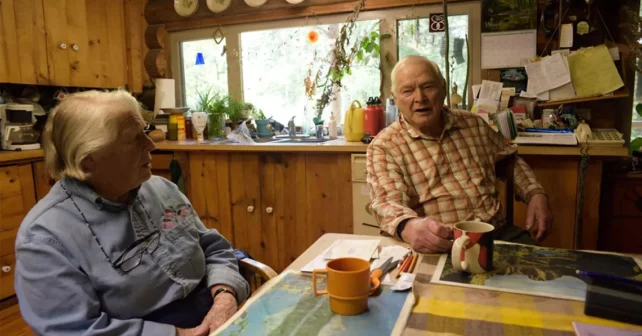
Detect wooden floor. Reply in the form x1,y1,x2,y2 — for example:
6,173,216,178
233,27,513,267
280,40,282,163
0,298,32,336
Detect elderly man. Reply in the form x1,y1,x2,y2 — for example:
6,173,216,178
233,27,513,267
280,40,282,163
367,55,553,254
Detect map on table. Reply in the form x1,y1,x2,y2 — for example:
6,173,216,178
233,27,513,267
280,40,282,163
216,272,410,336
431,242,642,301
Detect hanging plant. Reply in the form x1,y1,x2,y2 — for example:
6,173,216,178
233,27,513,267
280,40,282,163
304,0,366,116
620,7,642,73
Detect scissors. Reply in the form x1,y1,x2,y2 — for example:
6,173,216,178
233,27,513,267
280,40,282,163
371,257,396,280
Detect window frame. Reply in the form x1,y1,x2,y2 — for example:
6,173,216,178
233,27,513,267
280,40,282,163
169,2,481,111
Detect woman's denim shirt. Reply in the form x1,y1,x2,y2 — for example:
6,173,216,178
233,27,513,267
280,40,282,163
14,176,249,335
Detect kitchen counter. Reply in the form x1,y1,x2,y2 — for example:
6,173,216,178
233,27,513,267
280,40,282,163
0,139,629,165
154,138,629,157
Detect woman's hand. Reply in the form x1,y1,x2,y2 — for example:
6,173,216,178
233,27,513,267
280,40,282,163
191,292,238,336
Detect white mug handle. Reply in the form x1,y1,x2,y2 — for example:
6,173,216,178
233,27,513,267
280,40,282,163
451,235,470,272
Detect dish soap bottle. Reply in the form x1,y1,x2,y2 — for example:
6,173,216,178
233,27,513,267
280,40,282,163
328,112,338,139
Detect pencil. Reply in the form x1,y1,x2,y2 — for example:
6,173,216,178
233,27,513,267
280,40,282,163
396,255,412,278
408,253,418,273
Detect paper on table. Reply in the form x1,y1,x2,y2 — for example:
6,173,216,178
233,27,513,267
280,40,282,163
572,321,642,336
300,245,333,273
370,246,410,270
560,23,573,48
525,53,572,94
479,80,504,100
481,30,537,69
323,239,380,261
567,44,624,97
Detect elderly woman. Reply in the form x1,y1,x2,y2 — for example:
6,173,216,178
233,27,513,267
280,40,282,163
14,90,249,336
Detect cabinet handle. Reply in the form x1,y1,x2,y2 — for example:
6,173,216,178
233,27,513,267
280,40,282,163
266,207,273,214
59,43,67,50
71,44,79,51
247,205,254,213
1,266,10,273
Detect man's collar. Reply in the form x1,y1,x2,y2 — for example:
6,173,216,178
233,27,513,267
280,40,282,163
61,178,140,211
400,107,463,140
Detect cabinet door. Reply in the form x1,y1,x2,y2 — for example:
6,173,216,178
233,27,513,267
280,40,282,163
0,164,37,300
229,154,264,265
43,0,127,88
0,0,50,84
33,160,56,201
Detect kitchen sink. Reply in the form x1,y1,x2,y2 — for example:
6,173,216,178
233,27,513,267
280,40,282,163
273,137,335,143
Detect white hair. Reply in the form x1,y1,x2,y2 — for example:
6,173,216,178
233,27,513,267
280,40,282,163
43,90,143,181
391,55,447,94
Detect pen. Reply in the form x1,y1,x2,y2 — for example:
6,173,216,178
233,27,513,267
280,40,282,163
576,270,642,286
524,128,572,133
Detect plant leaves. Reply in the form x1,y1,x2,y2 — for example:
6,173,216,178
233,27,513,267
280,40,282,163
364,55,371,64
370,31,379,39
356,50,364,62
636,103,642,117
380,33,392,39
373,50,380,59
373,44,380,53
361,38,369,49
630,137,642,154
365,42,375,53
346,66,352,75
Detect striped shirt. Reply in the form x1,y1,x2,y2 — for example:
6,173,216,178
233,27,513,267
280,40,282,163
366,108,545,239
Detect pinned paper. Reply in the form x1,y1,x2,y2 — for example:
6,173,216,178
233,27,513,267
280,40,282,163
609,47,620,61
567,44,624,97
577,21,589,35
479,80,504,100
560,24,573,48
481,30,537,69
524,53,572,94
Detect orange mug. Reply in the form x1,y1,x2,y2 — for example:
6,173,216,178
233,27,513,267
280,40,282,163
312,257,381,315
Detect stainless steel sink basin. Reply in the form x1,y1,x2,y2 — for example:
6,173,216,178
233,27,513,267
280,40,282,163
273,137,335,143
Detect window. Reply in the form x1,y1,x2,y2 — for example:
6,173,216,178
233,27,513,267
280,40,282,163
397,15,470,97
632,5,642,145
240,20,381,125
180,39,228,110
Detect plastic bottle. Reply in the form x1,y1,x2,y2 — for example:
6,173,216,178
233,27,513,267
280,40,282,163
374,97,385,131
328,112,338,139
386,98,398,126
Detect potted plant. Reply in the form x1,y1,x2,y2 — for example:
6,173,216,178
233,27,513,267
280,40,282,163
631,103,642,153
195,89,227,139
252,108,272,138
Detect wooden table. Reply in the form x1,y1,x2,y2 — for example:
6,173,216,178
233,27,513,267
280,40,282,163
280,233,642,336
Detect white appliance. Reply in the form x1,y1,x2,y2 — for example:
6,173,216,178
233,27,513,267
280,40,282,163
351,154,380,236
1,104,41,151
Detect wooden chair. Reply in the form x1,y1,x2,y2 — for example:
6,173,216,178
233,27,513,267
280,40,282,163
239,258,278,294
495,153,516,227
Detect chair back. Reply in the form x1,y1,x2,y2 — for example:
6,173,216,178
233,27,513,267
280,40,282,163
495,153,516,227
239,258,278,294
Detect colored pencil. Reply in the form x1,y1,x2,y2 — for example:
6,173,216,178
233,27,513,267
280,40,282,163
408,253,418,273
396,254,412,278
576,270,642,286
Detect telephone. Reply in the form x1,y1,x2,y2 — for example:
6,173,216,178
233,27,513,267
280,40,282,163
574,121,625,146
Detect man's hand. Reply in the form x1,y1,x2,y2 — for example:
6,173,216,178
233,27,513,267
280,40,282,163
191,289,238,336
400,218,453,254
176,327,198,336
526,194,553,241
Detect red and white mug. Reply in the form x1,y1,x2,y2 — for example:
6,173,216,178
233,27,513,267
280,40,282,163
451,221,495,274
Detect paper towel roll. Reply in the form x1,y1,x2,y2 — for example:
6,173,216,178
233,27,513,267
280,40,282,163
153,78,176,117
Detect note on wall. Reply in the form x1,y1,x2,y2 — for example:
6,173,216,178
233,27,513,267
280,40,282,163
559,24,574,48
481,30,537,69
567,44,624,97
524,53,572,94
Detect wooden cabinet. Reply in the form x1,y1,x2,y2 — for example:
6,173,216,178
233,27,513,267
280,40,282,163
599,174,642,253
0,0,127,88
0,163,37,300
0,0,49,84
186,152,353,272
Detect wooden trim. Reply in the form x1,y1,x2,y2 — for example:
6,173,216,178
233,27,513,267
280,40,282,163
160,0,465,32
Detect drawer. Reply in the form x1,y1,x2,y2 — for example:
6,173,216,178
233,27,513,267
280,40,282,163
1,228,18,256
0,166,22,199
0,253,16,300
351,154,368,182
151,153,174,171
609,180,642,217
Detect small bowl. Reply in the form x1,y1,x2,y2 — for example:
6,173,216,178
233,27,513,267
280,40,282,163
159,107,190,115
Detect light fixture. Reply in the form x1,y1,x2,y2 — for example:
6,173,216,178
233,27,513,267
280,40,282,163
195,52,205,65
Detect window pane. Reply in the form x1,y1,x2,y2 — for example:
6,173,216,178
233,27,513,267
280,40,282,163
241,20,381,126
632,6,642,142
397,16,469,97
181,39,229,110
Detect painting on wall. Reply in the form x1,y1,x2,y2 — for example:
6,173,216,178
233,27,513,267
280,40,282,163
482,0,538,33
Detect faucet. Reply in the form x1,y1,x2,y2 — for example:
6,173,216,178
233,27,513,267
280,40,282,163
288,116,296,137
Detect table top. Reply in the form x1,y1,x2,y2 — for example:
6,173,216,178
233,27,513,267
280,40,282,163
281,233,642,336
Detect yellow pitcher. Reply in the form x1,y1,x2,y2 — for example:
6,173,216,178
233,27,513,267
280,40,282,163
343,100,365,142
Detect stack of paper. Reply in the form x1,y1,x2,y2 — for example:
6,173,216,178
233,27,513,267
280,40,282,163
524,53,572,101
476,80,504,114
300,239,380,273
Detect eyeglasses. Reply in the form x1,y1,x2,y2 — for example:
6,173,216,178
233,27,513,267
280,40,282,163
61,184,159,273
